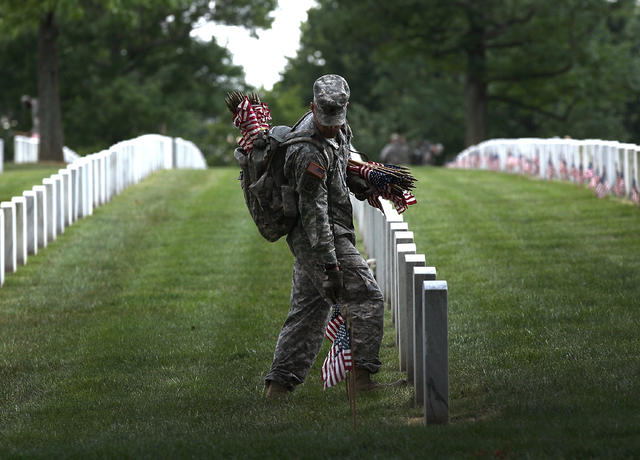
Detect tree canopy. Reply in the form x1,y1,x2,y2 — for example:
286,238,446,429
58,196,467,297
0,0,277,163
272,0,640,162
2,0,640,165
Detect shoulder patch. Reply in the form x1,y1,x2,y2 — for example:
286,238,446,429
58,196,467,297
306,161,326,179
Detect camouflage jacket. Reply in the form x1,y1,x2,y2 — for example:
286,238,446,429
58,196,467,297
284,112,355,268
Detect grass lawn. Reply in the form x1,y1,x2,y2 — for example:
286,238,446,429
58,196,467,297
0,163,67,203
0,166,638,458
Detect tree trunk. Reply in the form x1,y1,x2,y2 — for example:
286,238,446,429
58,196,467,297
37,11,64,162
464,22,487,147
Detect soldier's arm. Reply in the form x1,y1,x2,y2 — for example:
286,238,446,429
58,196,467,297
291,145,338,268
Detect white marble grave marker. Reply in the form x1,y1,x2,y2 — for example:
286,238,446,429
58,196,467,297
33,185,48,249
1,202,17,273
11,197,27,266
413,266,437,406
22,191,38,255
423,280,449,425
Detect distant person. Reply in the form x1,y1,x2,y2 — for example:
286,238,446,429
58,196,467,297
380,133,411,164
411,140,431,165
21,95,39,137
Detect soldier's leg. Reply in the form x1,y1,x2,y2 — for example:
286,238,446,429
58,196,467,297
265,260,332,390
335,237,384,374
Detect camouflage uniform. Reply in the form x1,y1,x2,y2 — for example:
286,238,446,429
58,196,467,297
380,134,411,164
264,109,384,390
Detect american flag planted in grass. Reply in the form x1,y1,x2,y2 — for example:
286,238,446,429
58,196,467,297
631,179,640,205
225,91,417,214
322,305,352,389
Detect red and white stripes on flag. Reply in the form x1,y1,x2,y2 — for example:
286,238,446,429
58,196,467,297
595,178,610,198
322,305,353,389
321,340,352,389
232,97,271,152
632,184,640,206
325,307,345,343
614,174,626,197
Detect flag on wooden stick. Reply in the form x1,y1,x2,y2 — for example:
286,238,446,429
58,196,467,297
322,305,353,389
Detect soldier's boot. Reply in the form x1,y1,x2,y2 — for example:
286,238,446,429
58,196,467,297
265,380,291,399
354,367,406,392
354,367,384,392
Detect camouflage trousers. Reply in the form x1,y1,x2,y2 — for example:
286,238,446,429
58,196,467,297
265,236,384,390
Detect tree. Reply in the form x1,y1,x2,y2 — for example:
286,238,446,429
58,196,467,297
0,0,277,162
276,0,639,158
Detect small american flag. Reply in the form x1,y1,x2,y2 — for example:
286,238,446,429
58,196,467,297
631,179,639,206
547,159,555,180
577,164,584,185
559,159,568,180
589,169,599,190
614,171,625,197
322,305,353,389
584,163,594,187
595,174,610,198
325,304,345,343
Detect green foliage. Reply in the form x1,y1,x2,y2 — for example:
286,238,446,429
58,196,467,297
277,0,640,159
0,0,277,165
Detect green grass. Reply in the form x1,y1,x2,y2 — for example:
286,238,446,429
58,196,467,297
0,163,66,203
0,166,638,458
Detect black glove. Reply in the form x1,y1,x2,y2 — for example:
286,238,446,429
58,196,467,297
346,174,376,201
322,269,344,303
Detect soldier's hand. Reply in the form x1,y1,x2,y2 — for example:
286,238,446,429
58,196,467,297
346,174,376,201
323,268,344,303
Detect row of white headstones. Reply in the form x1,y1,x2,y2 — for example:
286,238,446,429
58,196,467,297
450,138,640,198
351,176,449,426
0,134,206,286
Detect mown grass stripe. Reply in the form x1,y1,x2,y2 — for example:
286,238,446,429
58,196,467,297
0,165,638,458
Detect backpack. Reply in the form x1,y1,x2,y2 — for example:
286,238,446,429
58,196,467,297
234,123,324,242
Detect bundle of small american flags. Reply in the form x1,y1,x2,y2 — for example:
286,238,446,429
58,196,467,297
347,159,417,214
225,91,271,153
322,305,352,389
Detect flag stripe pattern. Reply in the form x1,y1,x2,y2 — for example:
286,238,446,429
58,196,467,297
614,171,626,197
348,160,417,214
595,172,610,198
232,97,271,152
322,305,353,389
325,305,345,343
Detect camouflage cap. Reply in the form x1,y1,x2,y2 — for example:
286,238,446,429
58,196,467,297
313,74,350,126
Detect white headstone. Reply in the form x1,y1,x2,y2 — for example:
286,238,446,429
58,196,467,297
423,280,449,425
395,241,416,371
413,266,437,406
40,179,56,244
0,210,4,286
11,197,27,266
50,174,65,235
1,202,17,273
22,191,38,255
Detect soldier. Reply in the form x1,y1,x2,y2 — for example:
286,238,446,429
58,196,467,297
380,133,411,164
265,74,385,397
